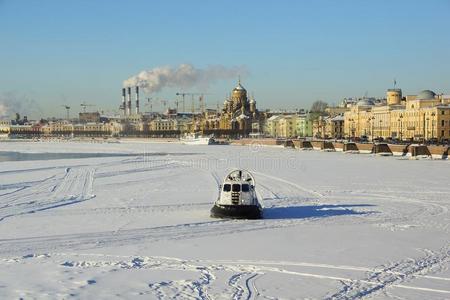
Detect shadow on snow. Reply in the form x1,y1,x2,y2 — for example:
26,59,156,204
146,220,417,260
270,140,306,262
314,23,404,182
263,204,376,219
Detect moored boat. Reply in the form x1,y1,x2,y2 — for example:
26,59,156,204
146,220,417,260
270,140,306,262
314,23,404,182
180,133,214,145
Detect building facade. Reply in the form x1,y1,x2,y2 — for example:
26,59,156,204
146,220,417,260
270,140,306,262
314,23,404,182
0,120,11,137
264,114,312,138
344,89,450,141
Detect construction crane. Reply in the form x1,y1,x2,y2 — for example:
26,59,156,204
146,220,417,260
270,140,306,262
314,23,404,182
174,99,181,112
175,92,210,113
160,99,168,111
175,92,201,113
175,92,189,112
80,102,95,113
61,105,70,120
198,95,206,113
145,98,153,112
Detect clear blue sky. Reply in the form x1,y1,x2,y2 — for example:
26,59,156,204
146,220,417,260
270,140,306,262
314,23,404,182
1,0,449,118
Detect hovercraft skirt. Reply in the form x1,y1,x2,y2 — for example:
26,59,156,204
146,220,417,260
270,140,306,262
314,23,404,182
210,204,262,219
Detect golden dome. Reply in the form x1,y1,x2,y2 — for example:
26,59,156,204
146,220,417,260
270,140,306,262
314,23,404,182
232,78,247,93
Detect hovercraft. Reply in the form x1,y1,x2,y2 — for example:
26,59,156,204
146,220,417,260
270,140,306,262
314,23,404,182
210,169,263,219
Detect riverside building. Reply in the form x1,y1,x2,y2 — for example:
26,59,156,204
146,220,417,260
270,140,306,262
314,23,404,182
344,88,450,141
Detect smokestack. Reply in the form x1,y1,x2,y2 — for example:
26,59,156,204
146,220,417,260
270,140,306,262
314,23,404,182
122,88,126,115
127,87,132,115
135,86,140,114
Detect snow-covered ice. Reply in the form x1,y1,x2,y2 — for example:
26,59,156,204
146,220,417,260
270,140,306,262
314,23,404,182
0,141,449,299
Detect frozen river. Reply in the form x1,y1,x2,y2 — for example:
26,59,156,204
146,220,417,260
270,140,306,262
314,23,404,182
0,151,142,162
0,141,449,299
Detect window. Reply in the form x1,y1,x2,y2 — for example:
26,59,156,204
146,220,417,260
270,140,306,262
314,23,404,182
232,184,241,192
223,184,231,192
241,184,250,192
442,120,445,127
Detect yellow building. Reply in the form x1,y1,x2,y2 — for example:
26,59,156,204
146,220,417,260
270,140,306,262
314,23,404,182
386,88,402,105
40,121,111,136
264,115,281,137
344,98,376,138
9,124,41,135
312,115,345,139
344,89,450,141
149,118,178,132
312,116,326,138
326,115,345,138
278,116,296,138
83,123,110,133
325,106,349,117
0,120,11,137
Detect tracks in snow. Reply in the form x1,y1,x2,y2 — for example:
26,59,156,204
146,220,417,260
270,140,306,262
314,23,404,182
37,202,213,217
335,190,450,233
3,251,449,299
0,217,313,255
2,252,263,300
0,168,355,255
2,151,450,298
328,244,450,299
0,167,95,222
229,272,261,300
252,170,324,200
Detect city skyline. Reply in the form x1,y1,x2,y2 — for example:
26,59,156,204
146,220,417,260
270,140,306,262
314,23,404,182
1,0,450,118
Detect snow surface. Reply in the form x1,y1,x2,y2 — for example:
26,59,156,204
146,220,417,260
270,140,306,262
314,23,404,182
0,140,450,299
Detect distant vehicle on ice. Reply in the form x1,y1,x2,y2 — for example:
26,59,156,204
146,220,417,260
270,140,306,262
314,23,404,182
180,132,214,145
211,169,263,219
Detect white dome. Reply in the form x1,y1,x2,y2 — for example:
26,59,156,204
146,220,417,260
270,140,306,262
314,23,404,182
357,98,375,106
417,90,436,100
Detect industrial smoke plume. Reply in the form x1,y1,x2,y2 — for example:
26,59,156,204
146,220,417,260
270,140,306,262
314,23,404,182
0,103,7,118
123,63,248,93
0,92,42,118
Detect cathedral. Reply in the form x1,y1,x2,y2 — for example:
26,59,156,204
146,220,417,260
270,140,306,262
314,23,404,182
200,79,265,136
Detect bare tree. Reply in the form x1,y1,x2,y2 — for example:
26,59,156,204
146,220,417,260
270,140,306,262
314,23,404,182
310,100,328,113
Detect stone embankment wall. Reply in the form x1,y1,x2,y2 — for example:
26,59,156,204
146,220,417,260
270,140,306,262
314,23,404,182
232,138,449,159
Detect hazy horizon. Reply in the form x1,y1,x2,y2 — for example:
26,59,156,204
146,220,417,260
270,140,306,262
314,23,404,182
1,0,449,119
